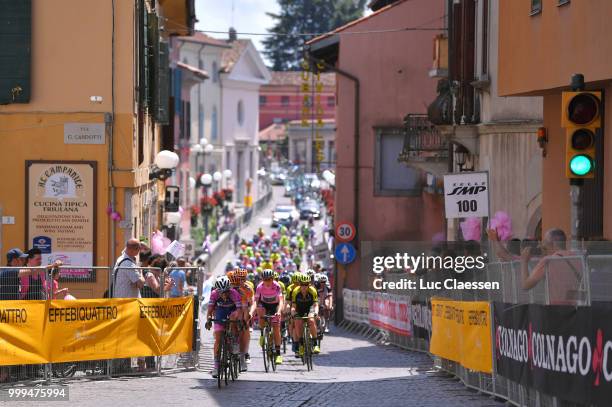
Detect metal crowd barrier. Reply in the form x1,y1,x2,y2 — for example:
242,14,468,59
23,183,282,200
0,264,209,387
343,253,612,407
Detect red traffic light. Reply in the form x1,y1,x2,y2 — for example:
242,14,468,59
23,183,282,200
567,93,599,125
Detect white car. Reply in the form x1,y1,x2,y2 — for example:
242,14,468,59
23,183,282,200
271,204,299,227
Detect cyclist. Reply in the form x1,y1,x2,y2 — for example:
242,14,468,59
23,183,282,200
205,276,242,378
314,273,333,334
285,272,301,355
291,273,320,356
255,269,285,365
229,269,255,370
305,268,316,284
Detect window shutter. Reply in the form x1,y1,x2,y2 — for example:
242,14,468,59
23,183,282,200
146,12,158,109
0,0,31,104
154,41,170,124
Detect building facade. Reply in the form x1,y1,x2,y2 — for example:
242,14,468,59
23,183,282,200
287,119,336,172
0,0,195,297
308,0,447,291
259,72,336,131
498,0,612,239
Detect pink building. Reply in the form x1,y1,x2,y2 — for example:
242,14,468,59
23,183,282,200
259,72,336,131
308,0,446,291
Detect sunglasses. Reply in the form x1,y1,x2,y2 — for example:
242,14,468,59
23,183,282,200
300,283,310,287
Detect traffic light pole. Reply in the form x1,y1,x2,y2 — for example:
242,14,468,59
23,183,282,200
569,180,583,250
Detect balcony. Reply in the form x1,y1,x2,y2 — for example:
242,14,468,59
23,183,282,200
398,114,449,176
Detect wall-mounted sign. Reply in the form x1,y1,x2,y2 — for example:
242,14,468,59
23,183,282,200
443,171,490,219
26,161,97,281
64,123,105,145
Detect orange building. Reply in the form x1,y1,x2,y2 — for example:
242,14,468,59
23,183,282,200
498,0,611,238
0,0,195,297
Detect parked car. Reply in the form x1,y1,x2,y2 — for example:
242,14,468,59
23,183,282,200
284,179,296,197
299,199,321,220
271,204,299,227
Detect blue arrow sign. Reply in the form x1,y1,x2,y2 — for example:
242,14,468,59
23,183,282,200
335,242,356,265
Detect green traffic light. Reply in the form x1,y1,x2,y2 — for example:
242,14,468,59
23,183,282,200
569,155,593,176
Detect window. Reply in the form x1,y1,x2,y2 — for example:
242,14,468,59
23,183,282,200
0,0,31,104
327,96,335,107
481,0,489,75
530,0,542,15
212,61,219,83
237,100,245,126
374,128,421,196
281,96,290,107
198,58,203,69
557,0,570,5
211,105,218,141
259,95,267,106
226,151,231,171
198,103,204,140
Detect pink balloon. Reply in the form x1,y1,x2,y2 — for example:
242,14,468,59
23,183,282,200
151,230,164,255
490,211,513,241
460,217,481,241
64,294,77,300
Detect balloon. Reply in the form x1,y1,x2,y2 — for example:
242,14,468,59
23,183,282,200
64,294,77,300
460,217,481,241
151,230,165,255
490,211,513,241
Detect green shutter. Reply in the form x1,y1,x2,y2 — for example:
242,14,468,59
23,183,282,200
146,12,158,109
0,0,31,104
155,41,170,124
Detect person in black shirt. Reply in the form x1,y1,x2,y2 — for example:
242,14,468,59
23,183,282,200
0,248,39,301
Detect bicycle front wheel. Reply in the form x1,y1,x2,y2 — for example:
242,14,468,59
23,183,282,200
269,331,277,372
217,332,225,389
262,329,269,373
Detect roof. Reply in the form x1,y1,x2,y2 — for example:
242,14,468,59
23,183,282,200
178,32,231,48
220,39,250,73
258,123,287,142
307,0,409,45
177,62,209,79
267,71,336,87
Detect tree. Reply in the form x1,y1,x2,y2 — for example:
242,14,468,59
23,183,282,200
263,0,367,71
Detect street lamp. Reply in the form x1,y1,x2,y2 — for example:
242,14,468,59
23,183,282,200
453,144,473,172
200,173,213,240
149,150,179,180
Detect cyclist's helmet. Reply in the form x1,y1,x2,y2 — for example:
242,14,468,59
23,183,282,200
273,271,280,280
318,273,328,283
306,269,316,280
214,276,231,291
227,271,241,286
262,269,275,280
246,264,254,272
280,274,291,286
291,273,301,284
225,261,234,272
235,267,248,282
299,273,311,284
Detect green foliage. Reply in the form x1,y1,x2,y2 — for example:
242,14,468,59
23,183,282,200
263,0,367,71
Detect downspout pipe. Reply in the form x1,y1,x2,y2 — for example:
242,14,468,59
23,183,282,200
109,0,117,270
310,57,360,236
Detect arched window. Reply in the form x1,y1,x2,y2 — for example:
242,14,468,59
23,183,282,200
212,61,219,83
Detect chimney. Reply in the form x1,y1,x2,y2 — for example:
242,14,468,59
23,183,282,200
229,27,237,42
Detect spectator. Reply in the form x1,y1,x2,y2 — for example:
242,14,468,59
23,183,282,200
44,268,69,299
113,238,144,299
168,260,186,298
141,256,171,298
0,248,44,301
520,229,580,301
22,248,61,300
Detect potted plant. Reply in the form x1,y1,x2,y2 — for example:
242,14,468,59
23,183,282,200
200,196,218,213
223,188,233,201
190,205,200,226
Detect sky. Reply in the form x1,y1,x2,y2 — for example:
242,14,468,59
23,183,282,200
195,0,280,63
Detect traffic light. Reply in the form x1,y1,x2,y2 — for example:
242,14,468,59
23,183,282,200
561,91,601,179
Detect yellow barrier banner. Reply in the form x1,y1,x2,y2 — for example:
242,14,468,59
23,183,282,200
0,297,193,366
430,298,492,373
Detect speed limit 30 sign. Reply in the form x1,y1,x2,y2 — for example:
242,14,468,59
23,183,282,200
335,221,356,242
443,172,489,219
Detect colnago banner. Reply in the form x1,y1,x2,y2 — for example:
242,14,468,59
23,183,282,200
494,302,612,406
0,297,193,365
367,292,411,336
430,298,492,373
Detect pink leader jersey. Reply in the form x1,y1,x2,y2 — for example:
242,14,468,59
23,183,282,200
255,281,283,304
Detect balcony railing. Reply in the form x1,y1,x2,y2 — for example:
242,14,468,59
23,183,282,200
398,114,449,164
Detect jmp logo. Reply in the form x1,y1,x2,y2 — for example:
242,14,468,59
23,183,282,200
447,182,487,196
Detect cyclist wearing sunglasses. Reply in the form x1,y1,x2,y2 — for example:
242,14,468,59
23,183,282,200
255,269,285,365
291,274,320,356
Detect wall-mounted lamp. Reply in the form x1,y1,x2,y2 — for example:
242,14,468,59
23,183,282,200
537,127,548,157
149,150,179,181
453,144,474,172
